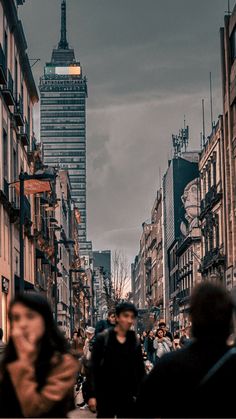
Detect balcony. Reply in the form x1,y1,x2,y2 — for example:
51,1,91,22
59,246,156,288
177,288,190,304
18,120,30,146
2,70,14,106
200,185,222,219
200,248,225,272
0,45,7,84
14,96,24,127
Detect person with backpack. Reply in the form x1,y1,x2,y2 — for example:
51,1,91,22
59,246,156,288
88,302,145,418
136,282,236,418
95,309,116,335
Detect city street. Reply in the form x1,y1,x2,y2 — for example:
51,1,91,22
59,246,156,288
0,0,236,417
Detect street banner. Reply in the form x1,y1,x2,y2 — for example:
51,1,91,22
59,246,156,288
13,179,51,195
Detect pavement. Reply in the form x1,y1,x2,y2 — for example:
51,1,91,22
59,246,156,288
68,387,96,418
69,407,95,418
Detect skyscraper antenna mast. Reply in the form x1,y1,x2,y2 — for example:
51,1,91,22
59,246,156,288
58,0,69,49
202,99,206,146
209,72,213,129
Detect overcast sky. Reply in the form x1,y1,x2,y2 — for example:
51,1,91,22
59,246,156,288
19,0,230,267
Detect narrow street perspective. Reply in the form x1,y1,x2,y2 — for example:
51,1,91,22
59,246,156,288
0,0,236,418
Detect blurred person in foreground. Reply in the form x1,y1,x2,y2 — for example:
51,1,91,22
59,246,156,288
0,328,6,363
0,293,78,418
88,302,145,418
136,282,236,418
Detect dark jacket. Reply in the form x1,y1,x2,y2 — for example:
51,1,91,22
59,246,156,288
95,319,114,335
0,353,78,418
90,329,145,417
0,341,6,363
136,338,236,418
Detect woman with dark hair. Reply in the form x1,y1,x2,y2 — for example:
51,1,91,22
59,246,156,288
71,328,85,359
153,328,172,362
0,293,78,418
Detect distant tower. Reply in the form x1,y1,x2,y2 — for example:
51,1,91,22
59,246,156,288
39,0,91,254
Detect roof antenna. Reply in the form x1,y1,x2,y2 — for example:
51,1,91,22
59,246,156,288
202,99,206,147
209,72,214,130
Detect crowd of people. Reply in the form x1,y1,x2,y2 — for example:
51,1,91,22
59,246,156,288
137,322,191,368
0,282,236,418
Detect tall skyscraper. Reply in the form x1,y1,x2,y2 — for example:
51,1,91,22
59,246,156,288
39,0,91,253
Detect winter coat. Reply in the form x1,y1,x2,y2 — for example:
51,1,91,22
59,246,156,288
153,337,172,358
0,352,78,418
136,338,236,418
89,329,146,417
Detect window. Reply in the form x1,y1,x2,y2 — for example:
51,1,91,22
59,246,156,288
3,130,8,180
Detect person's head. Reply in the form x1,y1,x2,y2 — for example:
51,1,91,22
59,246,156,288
107,308,116,325
143,331,147,337
2,293,68,385
85,326,95,339
190,282,234,341
156,328,164,339
0,328,3,340
159,321,166,331
149,330,154,338
115,302,138,332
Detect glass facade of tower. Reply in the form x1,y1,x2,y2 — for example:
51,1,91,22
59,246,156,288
40,60,88,249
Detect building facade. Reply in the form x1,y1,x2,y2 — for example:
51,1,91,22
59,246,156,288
176,177,202,328
220,5,236,289
163,152,199,327
0,0,38,339
199,117,226,283
93,250,111,321
39,0,91,255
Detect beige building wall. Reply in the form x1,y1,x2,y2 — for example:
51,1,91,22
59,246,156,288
0,0,38,339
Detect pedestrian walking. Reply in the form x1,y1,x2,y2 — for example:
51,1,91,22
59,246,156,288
88,302,146,418
0,328,6,363
153,328,172,361
158,321,174,345
78,326,96,410
0,293,78,418
95,308,116,335
146,330,156,364
173,331,181,350
71,328,85,359
179,326,191,347
136,282,236,418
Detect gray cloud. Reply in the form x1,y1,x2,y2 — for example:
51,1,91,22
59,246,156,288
20,0,228,267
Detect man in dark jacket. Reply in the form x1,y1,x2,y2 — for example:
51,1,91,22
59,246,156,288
88,302,145,418
95,308,116,335
136,282,236,418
